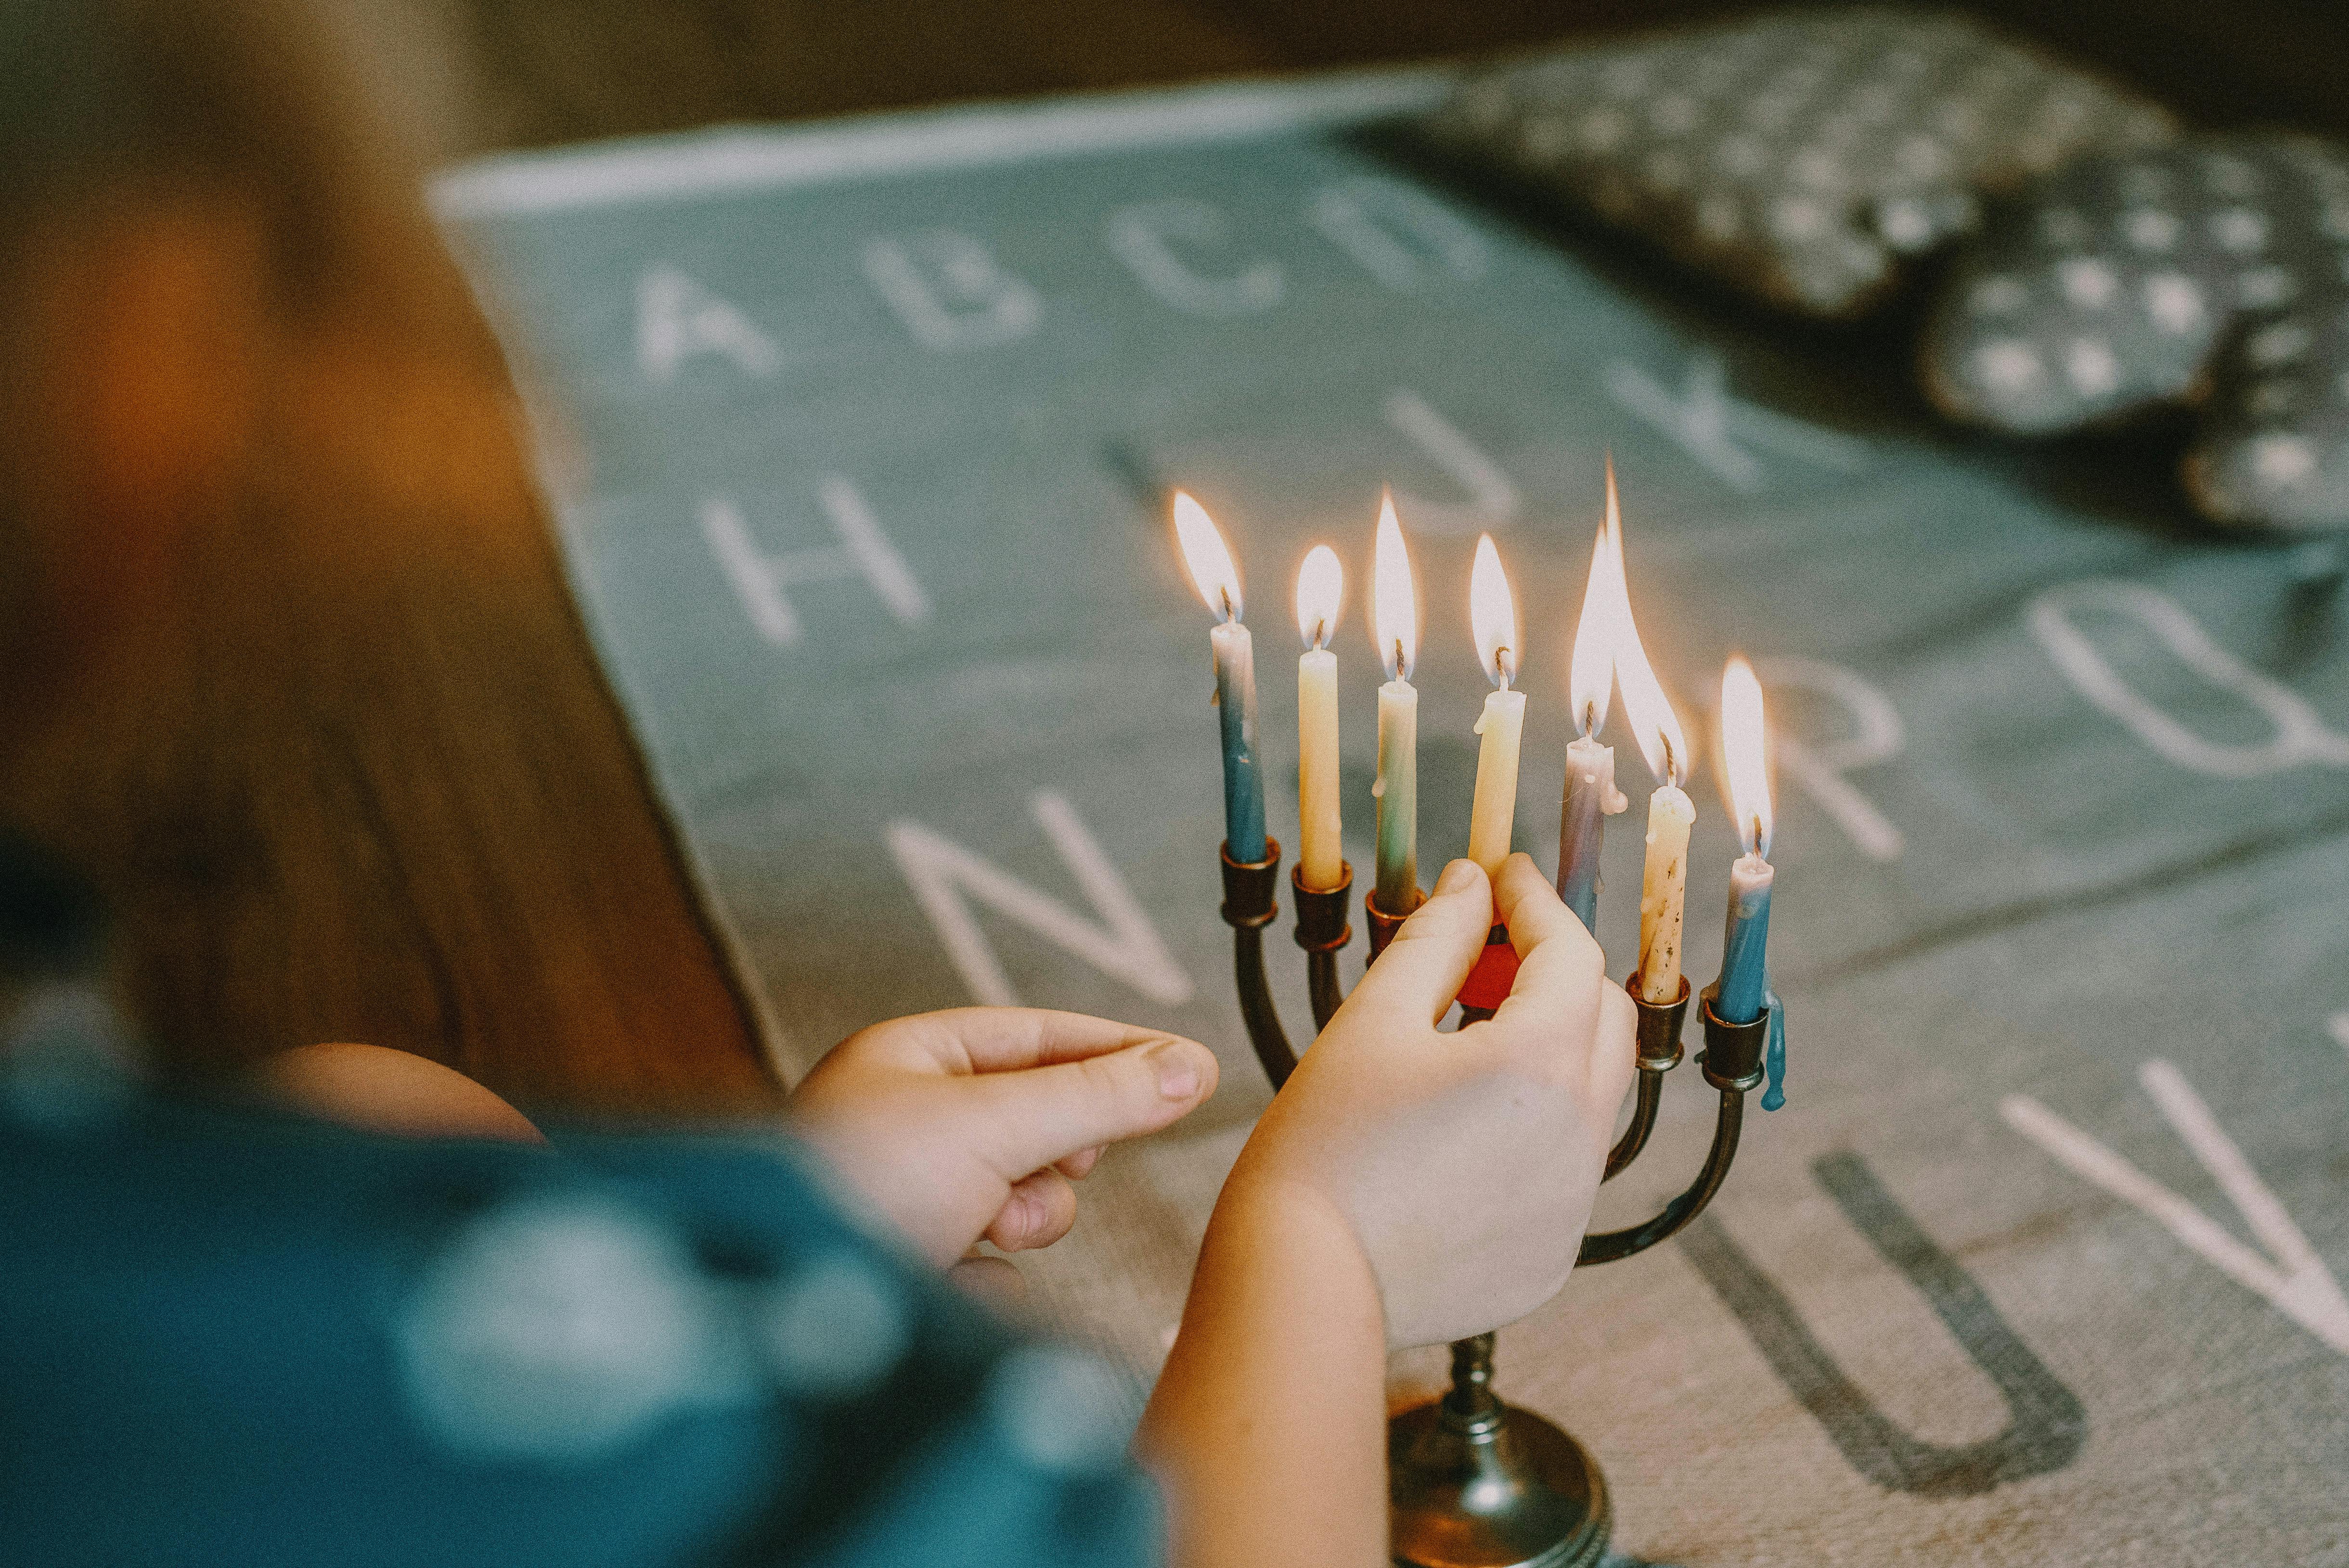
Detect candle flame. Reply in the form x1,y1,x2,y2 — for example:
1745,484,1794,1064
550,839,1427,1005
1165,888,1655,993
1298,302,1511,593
1566,470,1623,735
1721,656,1773,857
1293,544,1343,651
1599,467,1689,785
1172,490,1242,621
1371,490,1419,681
1469,534,1518,689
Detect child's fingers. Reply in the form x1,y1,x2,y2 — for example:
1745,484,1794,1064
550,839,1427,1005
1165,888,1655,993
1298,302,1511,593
985,1168,1078,1252
948,1254,1027,1308
867,1007,1177,1077
962,1034,1219,1181
1486,854,1608,1053
1343,859,1493,1028
1055,1145,1104,1180
1589,982,1639,1105
1493,853,1591,970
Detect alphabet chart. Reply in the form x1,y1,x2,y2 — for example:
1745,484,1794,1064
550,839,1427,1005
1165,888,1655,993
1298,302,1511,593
442,71,2348,1566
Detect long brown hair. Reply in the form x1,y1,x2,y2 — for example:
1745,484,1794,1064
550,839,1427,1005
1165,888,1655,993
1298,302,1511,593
0,0,773,1112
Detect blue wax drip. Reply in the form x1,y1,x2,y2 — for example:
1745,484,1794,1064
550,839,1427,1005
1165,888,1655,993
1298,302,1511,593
1760,981,1787,1112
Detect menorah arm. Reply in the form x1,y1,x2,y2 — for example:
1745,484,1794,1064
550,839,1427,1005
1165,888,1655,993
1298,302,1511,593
1603,977,1689,1182
1603,1070,1664,1181
1306,950,1345,1032
1577,987,1769,1266
1220,840,1299,1091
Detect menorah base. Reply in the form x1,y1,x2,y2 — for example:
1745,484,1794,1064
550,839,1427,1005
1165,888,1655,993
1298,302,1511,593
1388,1398,1610,1568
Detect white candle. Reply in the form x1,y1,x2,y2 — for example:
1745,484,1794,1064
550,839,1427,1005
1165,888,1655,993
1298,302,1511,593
1464,534,1524,882
1294,545,1345,892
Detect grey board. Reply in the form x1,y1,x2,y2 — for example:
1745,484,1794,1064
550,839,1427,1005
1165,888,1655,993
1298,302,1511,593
442,70,2349,1568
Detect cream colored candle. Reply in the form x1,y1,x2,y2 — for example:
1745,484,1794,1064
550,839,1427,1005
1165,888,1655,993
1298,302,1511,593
1636,783,1696,1002
1294,545,1345,891
1467,688,1526,882
1464,534,1525,882
1594,461,1695,1002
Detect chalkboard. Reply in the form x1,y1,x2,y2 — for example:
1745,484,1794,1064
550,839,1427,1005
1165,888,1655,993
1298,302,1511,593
440,70,2349,1567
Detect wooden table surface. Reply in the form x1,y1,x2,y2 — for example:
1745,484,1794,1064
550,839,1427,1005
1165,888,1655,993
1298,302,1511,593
13,0,2334,1123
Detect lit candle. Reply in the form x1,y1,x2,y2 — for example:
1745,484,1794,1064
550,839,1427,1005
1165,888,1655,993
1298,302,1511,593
1369,493,1420,913
1555,473,1630,932
1173,491,1266,864
1715,656,1775,1025
1464,535,1525,883
1294,545,1346,892
1605,487,1694,1004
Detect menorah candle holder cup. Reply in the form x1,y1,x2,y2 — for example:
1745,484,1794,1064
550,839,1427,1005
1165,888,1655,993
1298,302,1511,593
1214,840,1771,1568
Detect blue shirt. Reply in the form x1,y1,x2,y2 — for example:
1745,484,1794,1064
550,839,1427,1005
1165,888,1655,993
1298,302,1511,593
0,836,1159,1568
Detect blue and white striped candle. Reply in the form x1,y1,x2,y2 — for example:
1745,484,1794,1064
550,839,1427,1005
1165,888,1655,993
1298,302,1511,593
1173,492,1267,863
1714,657,1774,1025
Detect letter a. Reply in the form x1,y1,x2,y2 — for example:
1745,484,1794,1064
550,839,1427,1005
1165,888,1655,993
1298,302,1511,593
637,265,780,385
2004,1063,2349,1356
887,792,1193,1008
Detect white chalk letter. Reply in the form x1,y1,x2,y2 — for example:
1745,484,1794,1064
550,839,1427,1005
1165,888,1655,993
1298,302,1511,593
637,265,779,384
2029,581,2349,777
702,476,931,647
1105,198,1284,317
2003,1063,2349,1356
1382,387,1520,535
888,792,1194,1007
1755,655,1907,861
862,230,1043,352
1605,349,1869,493
1307,176,1489,293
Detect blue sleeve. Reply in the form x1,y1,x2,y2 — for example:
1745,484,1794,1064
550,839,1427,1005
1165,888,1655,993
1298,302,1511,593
0,1076,1161,1568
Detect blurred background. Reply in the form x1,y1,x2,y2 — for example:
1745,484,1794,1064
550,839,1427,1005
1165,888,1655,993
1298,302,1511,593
12,0,2346,1130
357,0,2349,166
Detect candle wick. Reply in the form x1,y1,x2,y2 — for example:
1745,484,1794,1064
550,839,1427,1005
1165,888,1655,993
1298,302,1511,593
1581,699,1597,739
1315,616,1329,651
1661,732,1677,787
1219,585,1236,623
1393,636,1406,681
1752,813,1765,857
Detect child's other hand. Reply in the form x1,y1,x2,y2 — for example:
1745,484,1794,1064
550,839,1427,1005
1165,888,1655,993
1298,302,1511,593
1219,852,1636,1349
788,1008,1218,1269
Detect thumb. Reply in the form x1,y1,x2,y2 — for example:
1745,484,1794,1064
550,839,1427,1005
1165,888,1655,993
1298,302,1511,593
1345,858,1494,1027
957,1034,1219,1180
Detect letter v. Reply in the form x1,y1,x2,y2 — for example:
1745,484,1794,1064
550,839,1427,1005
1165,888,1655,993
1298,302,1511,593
2002,1062,2349,1355
887,792,1194,1008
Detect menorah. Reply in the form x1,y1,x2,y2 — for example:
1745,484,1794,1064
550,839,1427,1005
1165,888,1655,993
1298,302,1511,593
1219,842,1771,1568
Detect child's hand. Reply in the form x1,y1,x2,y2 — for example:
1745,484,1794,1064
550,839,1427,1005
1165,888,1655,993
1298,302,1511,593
1216,852,1637,1348
789,1008,1219,1269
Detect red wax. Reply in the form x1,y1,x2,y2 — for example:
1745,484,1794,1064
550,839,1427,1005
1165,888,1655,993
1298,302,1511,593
1455,926,1519,1012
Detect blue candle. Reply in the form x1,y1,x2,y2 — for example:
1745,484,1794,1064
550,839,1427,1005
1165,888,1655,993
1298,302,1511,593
1714,656,1775,1024
1716,854,1774,1023
1174,492,1268,863
1211,618,1268,863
